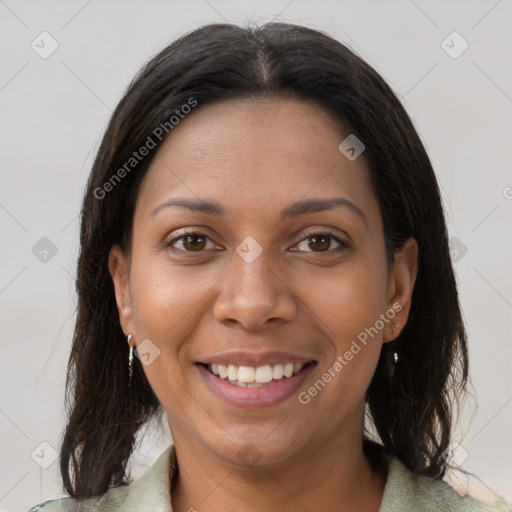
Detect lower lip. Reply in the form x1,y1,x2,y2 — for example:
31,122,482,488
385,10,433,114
197,363,316,408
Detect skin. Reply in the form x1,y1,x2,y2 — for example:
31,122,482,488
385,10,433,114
109,98,418,512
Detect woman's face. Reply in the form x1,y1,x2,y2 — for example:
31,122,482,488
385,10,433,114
110,98,417,467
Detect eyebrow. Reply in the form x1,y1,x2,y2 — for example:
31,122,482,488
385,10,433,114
150,197,368,226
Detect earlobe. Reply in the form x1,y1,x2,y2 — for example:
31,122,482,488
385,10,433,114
384,237,418,342
108,245,133,335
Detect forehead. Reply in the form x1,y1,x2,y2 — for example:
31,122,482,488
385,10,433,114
135,98,379,225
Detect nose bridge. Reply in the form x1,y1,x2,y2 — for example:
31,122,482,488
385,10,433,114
213,240,297,327
233,246,276,293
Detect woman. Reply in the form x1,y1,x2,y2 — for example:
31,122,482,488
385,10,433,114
29,22,510,511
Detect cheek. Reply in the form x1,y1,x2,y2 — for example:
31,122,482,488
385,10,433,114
302,257,388,347
130,249,215,337
297,260,387,410
127,252,218,394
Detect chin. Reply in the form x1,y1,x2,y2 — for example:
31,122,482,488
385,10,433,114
209,432,306,469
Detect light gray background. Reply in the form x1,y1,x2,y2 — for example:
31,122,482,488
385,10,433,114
1,1,511,510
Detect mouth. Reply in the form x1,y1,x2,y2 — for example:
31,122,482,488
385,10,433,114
196,360,318,408
200,361,315,388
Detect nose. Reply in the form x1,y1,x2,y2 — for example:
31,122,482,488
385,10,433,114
213,250,298,330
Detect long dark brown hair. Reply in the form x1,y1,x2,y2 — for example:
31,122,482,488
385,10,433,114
60,22,469,499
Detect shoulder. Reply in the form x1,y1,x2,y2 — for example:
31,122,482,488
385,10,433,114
27,488,130,512
381,454,512,511
28,499,65,511
27,495,100,511
28,445,176,512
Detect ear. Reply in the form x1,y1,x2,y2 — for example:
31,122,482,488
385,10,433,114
383,237,418,343
108,245,134,337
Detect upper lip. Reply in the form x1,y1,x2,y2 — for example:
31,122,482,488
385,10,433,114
197,350,316,367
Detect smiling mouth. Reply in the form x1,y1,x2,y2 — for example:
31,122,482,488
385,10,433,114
199,361,317,388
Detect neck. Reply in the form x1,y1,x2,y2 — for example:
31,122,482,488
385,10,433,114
169,424,387,512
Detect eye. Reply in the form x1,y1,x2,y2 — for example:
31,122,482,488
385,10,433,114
165,229,350,254
291,230,350,253
166,231,218,252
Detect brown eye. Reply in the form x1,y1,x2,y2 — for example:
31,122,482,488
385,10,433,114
167,232,212,252
309,235,331,252
182,235,206,251
292,231,349,253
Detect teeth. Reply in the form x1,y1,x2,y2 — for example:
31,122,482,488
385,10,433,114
229,380,272,388
255,365,273,383
218,364,228,379
227,364,238,380
272,364,284,379
237,366,255,383
206,362,307,385
283,363,294,378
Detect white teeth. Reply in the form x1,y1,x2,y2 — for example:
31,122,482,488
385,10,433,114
272,364,284,379
229,380,272,388
283,363,294,378
255,365,273,383
218,364,228,379
206,361,307,386
227,364,238,380
237,366,255,383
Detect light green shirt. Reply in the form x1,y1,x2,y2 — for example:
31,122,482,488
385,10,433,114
28,445,511,511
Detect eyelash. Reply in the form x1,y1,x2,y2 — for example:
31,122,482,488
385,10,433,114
165,229,350,254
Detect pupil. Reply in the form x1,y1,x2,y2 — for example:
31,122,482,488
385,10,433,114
186,236,204,250
311,235,329,251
